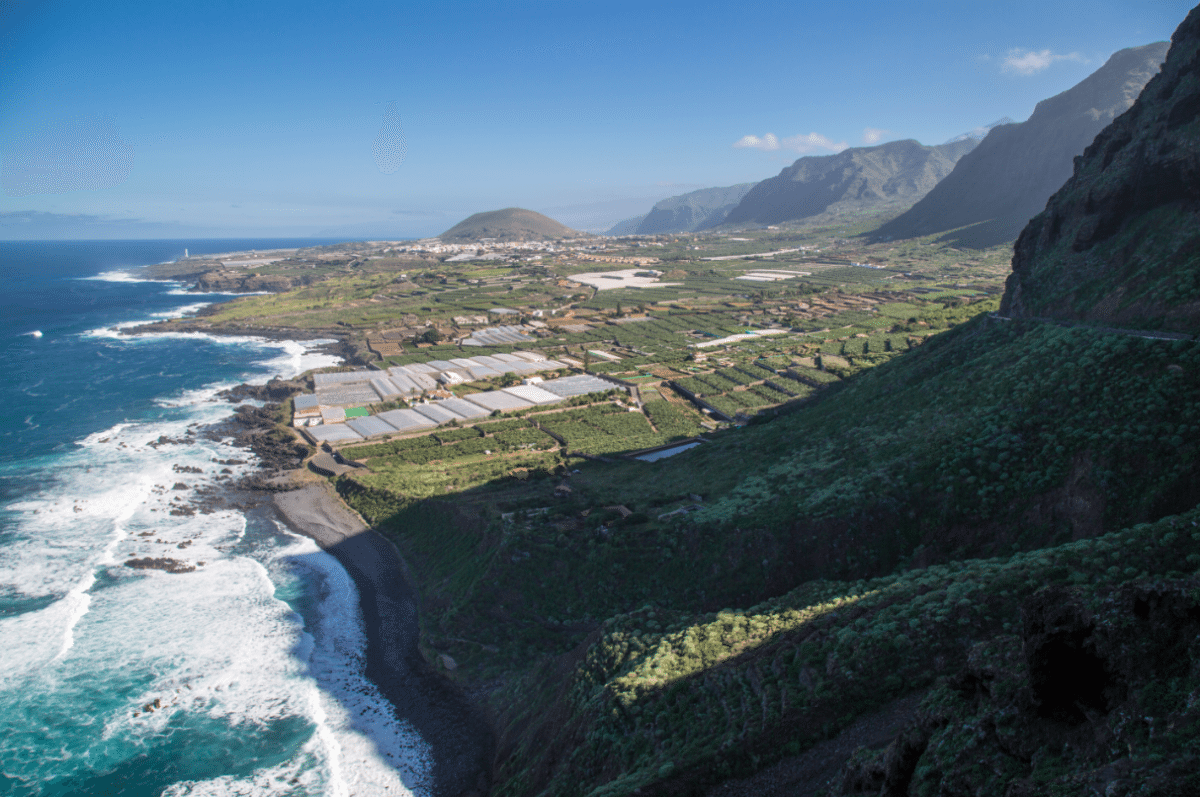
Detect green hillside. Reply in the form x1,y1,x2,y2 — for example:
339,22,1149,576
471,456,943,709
326,6,1200,794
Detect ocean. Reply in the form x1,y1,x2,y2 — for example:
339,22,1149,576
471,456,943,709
0,240,431,796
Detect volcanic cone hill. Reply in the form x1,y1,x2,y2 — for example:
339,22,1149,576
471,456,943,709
716,138,978,228
874,41,1170,248
1001,26,1200,333
438,207,585,243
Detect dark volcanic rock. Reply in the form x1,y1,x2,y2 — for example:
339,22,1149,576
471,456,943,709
720,139,977,228
194,270,320,293
125,557,196,574
219,377,306,403
1000,11,1200,333
877,41,1170,248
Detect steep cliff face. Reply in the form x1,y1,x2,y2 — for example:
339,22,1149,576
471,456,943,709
634,183,755,234
877,42,1170,249
718,139,977,228
1001,11,1200,333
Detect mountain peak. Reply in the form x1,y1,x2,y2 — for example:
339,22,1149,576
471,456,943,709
874,41,1170,248
943,117,1016,144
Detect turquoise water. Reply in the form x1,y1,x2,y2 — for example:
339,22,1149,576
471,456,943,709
0,241,430,796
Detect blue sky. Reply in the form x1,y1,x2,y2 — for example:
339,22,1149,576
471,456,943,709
1,0,1195,239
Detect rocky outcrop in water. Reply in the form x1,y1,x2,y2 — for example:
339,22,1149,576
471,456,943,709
1001,10,1200,333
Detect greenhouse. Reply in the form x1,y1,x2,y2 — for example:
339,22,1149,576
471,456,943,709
461,325,536,346
308,424,362,443
376,408,438,433
501,384,564,405
346,415,398,439
464,390,533,412
411,403,464,424
539,374,621,397
435,397,492,419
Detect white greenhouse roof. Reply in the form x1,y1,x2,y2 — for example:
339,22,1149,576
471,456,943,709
411,403,464,424
308,425,363,443
501,385,564,405
346,416,399,438
376,408,438,432
434,397,492,419
464,390,533,412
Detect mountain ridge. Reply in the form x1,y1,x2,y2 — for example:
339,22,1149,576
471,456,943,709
634,183,756,234
874,41,1170,248
715,138,978,228
1001,20,1200,332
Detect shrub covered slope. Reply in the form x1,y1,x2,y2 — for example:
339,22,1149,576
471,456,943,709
336,6,1200,795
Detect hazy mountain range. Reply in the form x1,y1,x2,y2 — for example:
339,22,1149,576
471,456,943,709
606,183,756,236
717,138,979,228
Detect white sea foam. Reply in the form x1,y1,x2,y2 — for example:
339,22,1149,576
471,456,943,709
154,382,240,408
166,287,272,297
252,339,341,384
2,307,432,793
81,270,170,284
150,301,213,318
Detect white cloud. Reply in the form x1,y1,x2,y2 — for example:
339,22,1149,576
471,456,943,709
862,127,889,145
733,133,780,151
733,132,847,154
1000,48,1086,76
781,132,849,154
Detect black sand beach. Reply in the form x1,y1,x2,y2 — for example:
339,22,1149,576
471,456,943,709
274,482,494,796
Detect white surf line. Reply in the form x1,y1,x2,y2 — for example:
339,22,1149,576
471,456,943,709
307,678,351,797
53,492,142,662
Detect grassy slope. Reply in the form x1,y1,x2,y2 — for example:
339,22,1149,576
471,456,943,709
337,310,1200,795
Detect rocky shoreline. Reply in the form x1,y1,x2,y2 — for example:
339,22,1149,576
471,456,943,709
193,385,495,796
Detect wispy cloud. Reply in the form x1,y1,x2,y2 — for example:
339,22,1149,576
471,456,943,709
1000,48,1086,76
862,127,889,145
733,133,781,151
733,132,848,154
